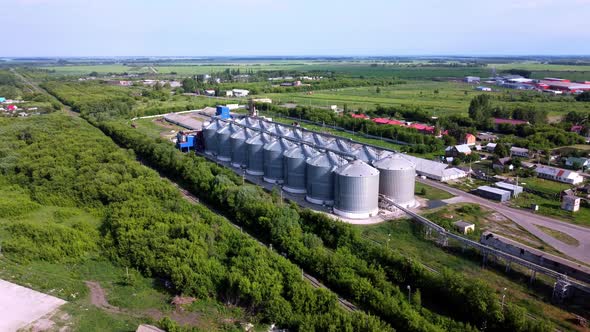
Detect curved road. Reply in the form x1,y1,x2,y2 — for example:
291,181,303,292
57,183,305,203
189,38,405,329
419,178,590,264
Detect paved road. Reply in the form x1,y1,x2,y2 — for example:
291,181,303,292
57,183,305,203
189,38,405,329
419,178,590,264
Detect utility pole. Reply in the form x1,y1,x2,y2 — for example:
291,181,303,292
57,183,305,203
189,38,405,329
501,287,507,310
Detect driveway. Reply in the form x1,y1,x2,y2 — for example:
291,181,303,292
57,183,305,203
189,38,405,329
418,178,590,264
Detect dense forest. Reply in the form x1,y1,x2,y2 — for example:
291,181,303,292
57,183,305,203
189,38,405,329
0,114,390,331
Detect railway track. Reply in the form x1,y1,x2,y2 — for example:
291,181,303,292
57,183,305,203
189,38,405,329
168,181,358,312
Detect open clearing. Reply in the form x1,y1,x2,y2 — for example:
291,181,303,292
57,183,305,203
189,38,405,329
0,279,66,332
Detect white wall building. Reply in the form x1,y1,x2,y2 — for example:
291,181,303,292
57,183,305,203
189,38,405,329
232,89,250,97
535,165,584,185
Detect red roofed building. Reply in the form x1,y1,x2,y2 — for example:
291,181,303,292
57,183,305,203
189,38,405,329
351,114,369,119
387,119,406,126
371,117,407,127
373,118,390,124
460,133,476,146
409,123,435,134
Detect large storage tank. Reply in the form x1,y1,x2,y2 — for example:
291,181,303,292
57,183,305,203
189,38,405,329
245,117,260,129
293,128,304,140
326,138,352,154
261,120,276,133
283,144,319,194
304,133,328,147
203,120,222,155
372,154,416,207
354,146,378,163
276,125,294,138
333,159,380,219
263,138,292,183
246,133,270,175
216,122,236,161
230,128,253,168
305,152,347,205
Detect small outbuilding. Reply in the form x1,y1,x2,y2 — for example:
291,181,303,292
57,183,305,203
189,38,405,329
454,220,475,234
561,195,581,212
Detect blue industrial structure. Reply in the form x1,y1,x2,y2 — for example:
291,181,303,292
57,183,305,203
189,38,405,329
176,131,197,152
216,106,231,119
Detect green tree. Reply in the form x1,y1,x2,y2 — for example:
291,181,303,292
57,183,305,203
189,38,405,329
575,91,590,102
468,94,493,125
494,144,509,158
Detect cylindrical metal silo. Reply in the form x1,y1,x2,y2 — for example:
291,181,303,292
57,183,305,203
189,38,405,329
326,138,353,154
245,117,260,130
293,128,304,140
354,145,378,163
230,128,253,168
245,133,270,175
216,122,236,161
372,154,416,207
283,144,319,194
303,133,328,148
276,125,294,138
203,120,222,155
305,152,347,205
333,159,380,219
263,138,292,183
261,120,276,133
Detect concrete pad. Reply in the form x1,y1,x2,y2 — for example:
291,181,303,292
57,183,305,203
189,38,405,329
0,279,67,332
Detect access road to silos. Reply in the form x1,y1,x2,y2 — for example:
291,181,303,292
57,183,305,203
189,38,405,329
418,178,590,264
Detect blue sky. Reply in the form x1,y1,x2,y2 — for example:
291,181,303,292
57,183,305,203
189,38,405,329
1,0,590,56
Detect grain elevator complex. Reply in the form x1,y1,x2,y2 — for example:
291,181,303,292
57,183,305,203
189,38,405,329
199,114,418,220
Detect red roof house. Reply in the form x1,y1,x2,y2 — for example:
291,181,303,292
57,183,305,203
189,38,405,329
351,114,369,119
373,117,390,124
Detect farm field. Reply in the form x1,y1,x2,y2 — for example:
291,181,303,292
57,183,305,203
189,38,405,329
40,63,492,78
262,81,590,116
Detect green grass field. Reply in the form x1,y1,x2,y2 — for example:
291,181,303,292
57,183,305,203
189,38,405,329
261,81,590,116
415,182,454,200
519,177,572,195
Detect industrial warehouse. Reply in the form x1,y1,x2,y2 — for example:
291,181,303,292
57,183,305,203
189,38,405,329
180,108,427,221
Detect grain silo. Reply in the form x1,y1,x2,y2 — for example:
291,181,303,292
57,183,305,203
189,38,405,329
353,145,378,163
276,125,294,138
216,122,236,161
263,138,292,183
261,120,276,133
230,128,253,168
245,117,260,129
372,154,416,207
333,159,380,219
283,144,319,194
293,128,304,140
245,133,270,175
203,120,222,155
326,138,353,154
305,152,347,205
303,133,328,148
